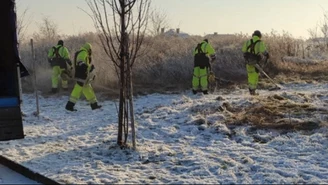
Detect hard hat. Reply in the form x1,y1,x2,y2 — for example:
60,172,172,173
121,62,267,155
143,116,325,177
58,40,64,46
252,30,262,38
83,42,92,51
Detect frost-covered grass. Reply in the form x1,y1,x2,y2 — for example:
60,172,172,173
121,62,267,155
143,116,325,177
19,31,328,94
0,82,328,184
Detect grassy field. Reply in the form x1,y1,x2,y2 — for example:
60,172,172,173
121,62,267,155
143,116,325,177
18,31,328,94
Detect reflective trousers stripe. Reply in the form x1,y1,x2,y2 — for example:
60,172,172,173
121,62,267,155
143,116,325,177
192,66,208,91
52,66,68,88
69,83,97,104
246,64,259,90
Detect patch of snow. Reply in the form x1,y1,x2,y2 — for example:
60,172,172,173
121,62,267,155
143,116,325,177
282,56,328,64
0,83,327,184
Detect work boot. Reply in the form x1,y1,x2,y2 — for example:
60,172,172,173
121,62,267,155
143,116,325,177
65,101,77,111
249,88,254,95
91,102,102,110
249,88,258,96
202,90,208,95
51,88,58,94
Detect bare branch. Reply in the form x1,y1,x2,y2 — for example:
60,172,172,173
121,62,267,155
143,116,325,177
17,7,32,43
84,0,150,148
148,7,169,36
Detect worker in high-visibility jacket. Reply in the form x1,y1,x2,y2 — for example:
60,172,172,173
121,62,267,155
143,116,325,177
192,39,216,94
242,30,270,95
65,43,101,111
47,40,72,93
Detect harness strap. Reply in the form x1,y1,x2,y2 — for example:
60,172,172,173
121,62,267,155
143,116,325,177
74,50,83,68
246,39,260,54
53,46,62,58
195,42,208,55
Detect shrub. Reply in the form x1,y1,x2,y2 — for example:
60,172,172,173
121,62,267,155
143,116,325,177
19,31,328,94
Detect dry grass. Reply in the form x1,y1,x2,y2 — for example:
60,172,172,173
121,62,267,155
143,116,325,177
220,93,327,132
19,31,328,94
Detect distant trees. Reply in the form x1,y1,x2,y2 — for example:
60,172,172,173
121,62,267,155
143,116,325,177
16,7,30,43
30,17,60,69
33,17,60,43
308,10,328,49
149,8,169,36
16,0,32,44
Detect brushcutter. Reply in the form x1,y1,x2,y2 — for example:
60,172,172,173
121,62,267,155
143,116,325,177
208,70,217,93
207,57,233,93
207,58,219,93
254,63,282,90
85,72,96,85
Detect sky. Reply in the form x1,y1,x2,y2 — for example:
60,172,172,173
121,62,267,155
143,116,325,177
0,82,328,184
16,0,328,39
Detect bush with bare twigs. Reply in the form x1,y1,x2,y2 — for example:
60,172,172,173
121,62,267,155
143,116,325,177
19,30,328,94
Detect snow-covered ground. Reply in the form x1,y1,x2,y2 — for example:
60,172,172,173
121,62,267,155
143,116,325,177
0,82,328,184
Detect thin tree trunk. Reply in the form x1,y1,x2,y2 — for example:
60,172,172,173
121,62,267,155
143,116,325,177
86,0,150,149
127,55,136,149
117,0,126,147
118,58,125,146
123,31,136,149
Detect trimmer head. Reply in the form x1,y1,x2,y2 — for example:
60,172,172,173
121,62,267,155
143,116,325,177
268,85,282,91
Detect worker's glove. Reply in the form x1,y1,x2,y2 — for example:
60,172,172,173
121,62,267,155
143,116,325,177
264,52,270,59
86,74,96,85
89,64,95,73
66,59,72,66
66,67,73,78
243,53,247,59
65,64,73,71
208,71,216,83
61,71,70,80
210,54,216,62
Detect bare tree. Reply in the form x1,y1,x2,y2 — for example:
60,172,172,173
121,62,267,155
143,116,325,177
149,8,169,36
85,0,150,149
308,23,319,39
16,0,32,44
34,17,59,42
321,12,328,48
308,8,328,49
16,7,31,43
31,17,60,68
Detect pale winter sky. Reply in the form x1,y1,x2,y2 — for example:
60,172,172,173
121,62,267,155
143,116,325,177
17,0,328,39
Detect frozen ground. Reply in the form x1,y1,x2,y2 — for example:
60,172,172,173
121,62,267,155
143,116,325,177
0,82,328,184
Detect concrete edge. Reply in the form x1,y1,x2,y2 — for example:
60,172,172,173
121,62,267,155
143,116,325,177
0,155,61,185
